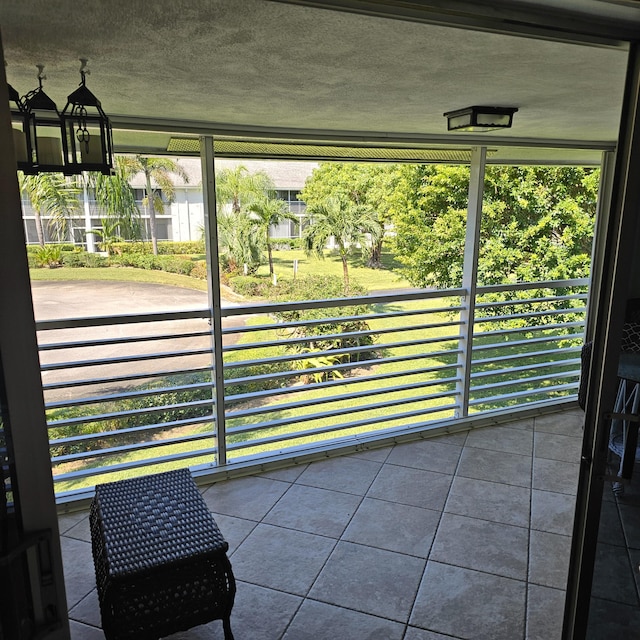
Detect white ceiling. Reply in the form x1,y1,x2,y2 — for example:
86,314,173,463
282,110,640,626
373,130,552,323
2,0,640,163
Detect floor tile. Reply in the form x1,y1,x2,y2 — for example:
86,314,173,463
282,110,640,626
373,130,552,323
60,536,97,609
342,497,440,557
263,483,361,538
430,513,529,580
259,464,308,483
526,584,565,640
386,438,462,474
58,511,90,535
456,447,532,487
445,476,530,527
619,502,640,549
367,464,452,511
410,561,527,640
597,499,626,548
201,476,289,521
168,582,302,640
282,599,405,640
229,523,335,596
531,490,576,536
404,628,459,640
465,425,533,456
532,457,579,495
587,597,640,639
528,530,571,589
533,432,582,463
63,516,92,543
534,409,584,437
69,620,104,640
351,445,393,462
69,589,101,628
309,541,425,622
591,542,639,606
296,456,382,495
208,513,257,554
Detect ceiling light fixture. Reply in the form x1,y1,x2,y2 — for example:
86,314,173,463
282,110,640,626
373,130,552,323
444,106,518,132
61,59,114,176
7,60,113,175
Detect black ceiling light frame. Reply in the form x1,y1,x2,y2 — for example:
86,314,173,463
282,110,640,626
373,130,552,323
444,105,518,132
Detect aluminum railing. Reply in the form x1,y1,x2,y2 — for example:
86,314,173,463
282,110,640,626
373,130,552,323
37,279,588,499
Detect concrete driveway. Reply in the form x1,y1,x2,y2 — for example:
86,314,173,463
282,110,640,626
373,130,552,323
30,281,247,402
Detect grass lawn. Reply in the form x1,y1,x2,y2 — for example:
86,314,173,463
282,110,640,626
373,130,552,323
30,266,209,291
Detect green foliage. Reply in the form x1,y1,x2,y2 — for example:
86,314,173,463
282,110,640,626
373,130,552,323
111,253,196,275
228,275,272,298
271,275,376,363
293,351,346,383
110,241,205,256
217,209,263,275
34,245,63,268
61,252,109,268
390,165,598,289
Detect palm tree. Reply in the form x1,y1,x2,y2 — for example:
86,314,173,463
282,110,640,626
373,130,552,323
118,156,189,255
303,196,383,292
19,173,81,246
217,208,262,274
91,157,142,242
215,165,272,215
249,195,297,277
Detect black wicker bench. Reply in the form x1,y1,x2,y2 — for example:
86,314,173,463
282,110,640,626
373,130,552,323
89,469,235,640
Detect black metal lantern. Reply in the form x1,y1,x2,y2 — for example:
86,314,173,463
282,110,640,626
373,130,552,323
8,82,32,172
444,106,518,132
60,59,113,175
22,65,66,173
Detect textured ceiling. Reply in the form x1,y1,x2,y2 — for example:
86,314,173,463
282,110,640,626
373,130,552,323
1,0,638,163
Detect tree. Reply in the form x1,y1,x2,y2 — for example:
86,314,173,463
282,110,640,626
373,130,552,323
216,208,263,274
118,156,188,255
91,156,142,241
19,173,81,246
215,165,272,215
299,162,395,268
303,196,382,292
249,195,297,277
390,165,599,289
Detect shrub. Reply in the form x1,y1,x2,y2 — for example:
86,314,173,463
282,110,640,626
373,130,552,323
190,260,208,280
110,240,205,256
62,252,109,268
228,275,272,298
34,245,63,268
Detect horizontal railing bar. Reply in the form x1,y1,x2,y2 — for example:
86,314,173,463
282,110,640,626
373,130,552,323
223,304,464,336
42,366,213,391
51,431,216,464
469,382,577,406
224,351,461,387
223,333,463,370
49,414,215,445
470,370,578,393
39,329,211,352
36,308,210,331
474,294,587,310
473,321,584,339
470,358,581,381
52,446,218,482
47,398,214,428
219,288,467,317
45,380,214,410
227,376,459,420
474,309,585,324
40,347,212,372
225,364,460,405
476,278,589,295
471,346,581,367
226,389,459,435
472,332,584,352
227,401,460,450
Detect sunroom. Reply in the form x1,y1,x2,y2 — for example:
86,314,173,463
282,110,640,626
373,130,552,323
2,1,640,639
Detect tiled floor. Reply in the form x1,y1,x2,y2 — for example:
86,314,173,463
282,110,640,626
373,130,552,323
60,408,586,640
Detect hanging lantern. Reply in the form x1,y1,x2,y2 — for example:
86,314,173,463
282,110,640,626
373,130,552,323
22,64,66,173
60,59,114,175
8,81,31,172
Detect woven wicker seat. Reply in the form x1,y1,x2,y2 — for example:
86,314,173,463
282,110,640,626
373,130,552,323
90,469,235,640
